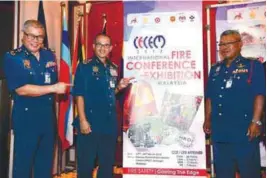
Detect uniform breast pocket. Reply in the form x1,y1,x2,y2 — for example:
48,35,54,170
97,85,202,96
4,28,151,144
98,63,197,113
26,68,37,83
233,73,249,89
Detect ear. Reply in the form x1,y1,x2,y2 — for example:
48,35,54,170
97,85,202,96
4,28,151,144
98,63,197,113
239,40,243,48
109,45,113,52
92,44,96,50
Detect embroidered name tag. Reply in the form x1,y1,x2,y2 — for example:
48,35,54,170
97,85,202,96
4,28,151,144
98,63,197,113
46,61,56,68
232,69,248,74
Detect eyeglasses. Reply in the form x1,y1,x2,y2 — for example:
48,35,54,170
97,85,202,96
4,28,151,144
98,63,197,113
95,43,111,49
24,32,45,42
218,40,241,47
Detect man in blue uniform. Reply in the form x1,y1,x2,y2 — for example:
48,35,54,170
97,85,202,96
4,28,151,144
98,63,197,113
73,33,133,178
4,20,70,178
203,30,265,178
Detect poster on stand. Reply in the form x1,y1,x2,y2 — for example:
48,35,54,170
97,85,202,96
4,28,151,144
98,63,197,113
122,1,206,178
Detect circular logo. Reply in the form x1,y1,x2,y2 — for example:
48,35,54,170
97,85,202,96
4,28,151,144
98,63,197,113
176,132,195,148
170,16,176,22
155,17,161,23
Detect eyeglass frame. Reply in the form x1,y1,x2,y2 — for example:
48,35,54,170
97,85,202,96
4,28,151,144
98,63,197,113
218,40,241,47
95,42,111,49
24,32,45,42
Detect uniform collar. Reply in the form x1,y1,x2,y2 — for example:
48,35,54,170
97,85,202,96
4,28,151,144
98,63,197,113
20,45,44,58
93,56,112,68
221,55,244,66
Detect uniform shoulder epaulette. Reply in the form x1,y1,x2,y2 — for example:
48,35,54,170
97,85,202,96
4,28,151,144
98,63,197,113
245,57,257,61
211,61,222,67
8,47,23,56
110,61,118,69
42,47,55,53
83,58,92,64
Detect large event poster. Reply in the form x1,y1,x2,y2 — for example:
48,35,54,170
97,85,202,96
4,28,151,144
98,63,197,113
216,2,266,62
216,2,266,167
122,1,206,178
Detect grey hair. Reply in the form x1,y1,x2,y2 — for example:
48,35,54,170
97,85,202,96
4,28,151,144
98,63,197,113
220,29,241,39
22,19,45,35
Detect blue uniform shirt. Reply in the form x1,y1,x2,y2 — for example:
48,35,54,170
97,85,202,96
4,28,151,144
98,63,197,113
4,46,57,130
206,56,265,143
73,56,118,135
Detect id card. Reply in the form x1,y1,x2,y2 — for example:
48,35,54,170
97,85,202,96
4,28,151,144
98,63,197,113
110,80,115,88
44,72,51,84
225,78,232,88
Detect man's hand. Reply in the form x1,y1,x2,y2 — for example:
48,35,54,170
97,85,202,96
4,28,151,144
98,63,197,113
80,120,92,134
203,120,211,134
247,123,261,141
53,82,72,94
117,77,135,90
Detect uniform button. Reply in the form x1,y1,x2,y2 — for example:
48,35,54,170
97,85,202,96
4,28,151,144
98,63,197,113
109,103,112,106
109,95,112,98
244,114,247,117
90,109,92,113
219,95,222,98
107,80,109,82
41,72,44,75
237,76,240,79
49,97,51,100
30,72,33,75
223,79,226,82
218,104,222,107
109,111,111,114
25,108,28,111
212,79,215,81
225,71,228,74
96,78,99,80
221,87,224,89
219,113,222,116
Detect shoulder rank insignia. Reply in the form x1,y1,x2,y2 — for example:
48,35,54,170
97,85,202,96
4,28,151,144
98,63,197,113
111,62,118,69
42,47,55,53
9,47,23,56
10,50,16,56
23,59,31,69
83,58,92,64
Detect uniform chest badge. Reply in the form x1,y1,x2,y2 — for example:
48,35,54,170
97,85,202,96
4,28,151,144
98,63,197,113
46,61,56,68
237,63,245,68
110,68,118,76
215,66,221,72
23,59,31,69
93,66,99,73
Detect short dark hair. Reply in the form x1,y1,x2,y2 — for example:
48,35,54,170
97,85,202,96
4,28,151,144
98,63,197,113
220,29,241,40
94,33,112,44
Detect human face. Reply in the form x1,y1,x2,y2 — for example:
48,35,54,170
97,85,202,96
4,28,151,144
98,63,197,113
218,34,242,61
93,35,112,62
22,26,45,53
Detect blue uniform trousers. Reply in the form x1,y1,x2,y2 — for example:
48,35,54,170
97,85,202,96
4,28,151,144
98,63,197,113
12,107,55,178
213,141,261,178
77,133,117,178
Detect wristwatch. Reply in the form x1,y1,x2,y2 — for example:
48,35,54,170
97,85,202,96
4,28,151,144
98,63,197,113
252,119,262,126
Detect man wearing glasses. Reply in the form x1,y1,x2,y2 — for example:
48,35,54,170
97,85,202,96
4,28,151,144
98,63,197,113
4,20,70,178
73,33,133,178
203,30,265,178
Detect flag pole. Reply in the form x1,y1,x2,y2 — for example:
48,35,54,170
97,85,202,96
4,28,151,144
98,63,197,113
56,2,66,175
